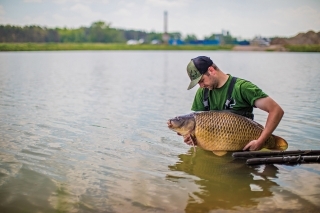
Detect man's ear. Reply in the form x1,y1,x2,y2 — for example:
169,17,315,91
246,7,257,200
207,66,215,75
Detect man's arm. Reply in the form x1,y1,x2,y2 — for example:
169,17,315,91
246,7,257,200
243,97,284,151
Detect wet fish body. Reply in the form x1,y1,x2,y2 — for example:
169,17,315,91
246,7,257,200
167,111,288,153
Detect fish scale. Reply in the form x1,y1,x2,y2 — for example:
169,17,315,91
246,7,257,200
195,111,272,150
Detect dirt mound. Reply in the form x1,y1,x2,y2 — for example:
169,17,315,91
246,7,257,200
271,30,320,45
232,45,286,51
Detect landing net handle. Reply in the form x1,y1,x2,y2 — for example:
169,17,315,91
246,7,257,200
246,155,320,165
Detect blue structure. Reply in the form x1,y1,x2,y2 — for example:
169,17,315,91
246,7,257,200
236,40,250,45
188,39,220,45
169,39,220,45
168,39,184,45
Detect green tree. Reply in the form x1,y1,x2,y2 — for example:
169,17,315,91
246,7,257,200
184,34,198,42
205,31,237,45
145,31,162,43
0,25,60,42
0,21,183,44
88,21,125,43
169,32,182,40
57,27,87,42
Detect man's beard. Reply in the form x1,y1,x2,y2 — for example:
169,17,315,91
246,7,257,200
208,79,219,90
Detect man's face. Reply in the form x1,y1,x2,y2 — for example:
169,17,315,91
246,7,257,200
198,67,218,90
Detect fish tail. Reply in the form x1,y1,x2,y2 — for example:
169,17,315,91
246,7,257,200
273,135,288,150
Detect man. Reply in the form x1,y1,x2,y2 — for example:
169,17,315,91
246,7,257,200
183,56,284,151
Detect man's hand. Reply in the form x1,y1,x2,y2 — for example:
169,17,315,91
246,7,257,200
243,97,284,151
243,139,264,151
177,133,197,146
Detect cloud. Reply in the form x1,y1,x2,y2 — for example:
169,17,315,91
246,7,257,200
69,3,103,18
0,5,18,25
52,0,109,4
70,3,93,14
0,5,5,16
0,5,11,25
266,5,320,36
113,2,139,16
52,0,68,4
115,8,131,16
110,2,166,32
49,3,107,27
20,14,49,26
274,5,320,26
52,13,65,21
180,4,320,39
146,0,190,7
23,0,43,2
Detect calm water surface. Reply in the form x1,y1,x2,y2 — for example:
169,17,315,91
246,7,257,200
0,51,320,212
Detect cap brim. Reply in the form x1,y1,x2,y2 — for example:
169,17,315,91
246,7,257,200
187,75,202,90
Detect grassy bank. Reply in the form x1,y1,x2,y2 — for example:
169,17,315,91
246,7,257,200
0,43,233,51
284,45,320,52
1,43,319,52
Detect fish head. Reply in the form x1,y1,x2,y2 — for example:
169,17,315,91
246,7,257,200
167,113,196,136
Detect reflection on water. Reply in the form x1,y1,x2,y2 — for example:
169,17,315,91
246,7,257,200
0,51,320,212
168,148,320,212
167,148,279,212
0,164,58,213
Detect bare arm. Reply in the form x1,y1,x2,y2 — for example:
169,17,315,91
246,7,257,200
243,97,284,151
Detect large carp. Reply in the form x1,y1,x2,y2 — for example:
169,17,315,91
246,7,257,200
167,111,288,156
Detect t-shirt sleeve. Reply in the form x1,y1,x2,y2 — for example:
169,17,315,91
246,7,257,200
191,88,205,111
239,81,268,107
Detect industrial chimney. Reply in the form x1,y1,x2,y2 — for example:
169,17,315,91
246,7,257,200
162,11,169,45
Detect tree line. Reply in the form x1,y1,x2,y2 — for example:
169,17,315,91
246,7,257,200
0,21,182,43
0,20,243,44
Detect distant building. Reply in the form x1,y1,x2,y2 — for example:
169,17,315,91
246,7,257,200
127,40,138,45
168,39,184,45
126,39,144,45
251,36,270,46
151,39,160,44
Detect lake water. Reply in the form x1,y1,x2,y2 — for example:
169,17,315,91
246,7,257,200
0,50,320,213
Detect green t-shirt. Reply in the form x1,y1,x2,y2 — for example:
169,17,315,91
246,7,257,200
191,75,268,112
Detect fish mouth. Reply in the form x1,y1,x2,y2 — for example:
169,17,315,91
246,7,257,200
167,120,173,128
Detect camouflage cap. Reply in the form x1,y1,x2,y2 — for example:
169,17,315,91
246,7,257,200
186,56,213,90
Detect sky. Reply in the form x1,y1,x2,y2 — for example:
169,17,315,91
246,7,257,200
0,0,320,40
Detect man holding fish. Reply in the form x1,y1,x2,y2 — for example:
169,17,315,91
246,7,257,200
169,56,285,152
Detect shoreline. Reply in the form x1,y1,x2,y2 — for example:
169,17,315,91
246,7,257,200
0,43,232,51
0,43,319,52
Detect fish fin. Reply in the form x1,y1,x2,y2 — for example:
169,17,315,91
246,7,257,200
273,135,288,150
259,148,272,151
212,151,228,156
